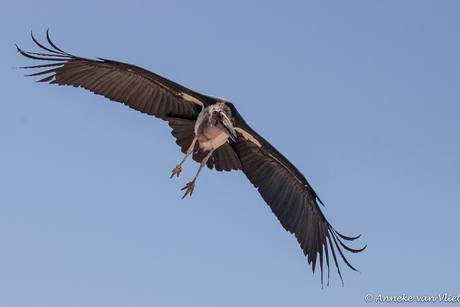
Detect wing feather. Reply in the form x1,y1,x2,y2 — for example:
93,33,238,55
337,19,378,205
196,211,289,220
230,108,365,285
16,30,206,122
88,70,120,93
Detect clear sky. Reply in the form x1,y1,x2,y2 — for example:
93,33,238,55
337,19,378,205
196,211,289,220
1,1,460,306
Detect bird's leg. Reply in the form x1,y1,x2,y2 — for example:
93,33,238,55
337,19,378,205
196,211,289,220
170,137,197,179
181,149,213,199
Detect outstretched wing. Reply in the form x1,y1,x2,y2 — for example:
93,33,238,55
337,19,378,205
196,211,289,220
16,30,241,171
228,104,365,285
16,30,212,121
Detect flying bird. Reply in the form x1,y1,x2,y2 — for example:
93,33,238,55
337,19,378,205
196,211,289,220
16,30,365,285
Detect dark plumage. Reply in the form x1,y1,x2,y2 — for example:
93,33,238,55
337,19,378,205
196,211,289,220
16,30,365,285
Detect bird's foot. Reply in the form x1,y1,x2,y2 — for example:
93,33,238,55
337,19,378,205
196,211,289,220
181,180,195,199
170,165,182,179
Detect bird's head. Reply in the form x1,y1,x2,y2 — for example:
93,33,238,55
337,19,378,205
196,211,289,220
210,105,237,142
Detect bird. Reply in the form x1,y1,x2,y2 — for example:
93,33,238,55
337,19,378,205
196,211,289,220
16,30,365,286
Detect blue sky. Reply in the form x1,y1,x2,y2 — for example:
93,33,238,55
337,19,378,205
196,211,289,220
1,1,460,306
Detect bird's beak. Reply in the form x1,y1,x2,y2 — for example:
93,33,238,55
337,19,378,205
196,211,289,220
216,112,237,142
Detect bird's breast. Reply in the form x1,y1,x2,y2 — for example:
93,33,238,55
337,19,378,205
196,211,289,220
203,124,223,139
196,123,228,151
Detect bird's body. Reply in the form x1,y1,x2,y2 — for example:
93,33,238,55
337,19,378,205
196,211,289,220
17,30,365,285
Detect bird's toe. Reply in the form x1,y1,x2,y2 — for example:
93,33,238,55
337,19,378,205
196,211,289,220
170,165,182,179
181,181,195,199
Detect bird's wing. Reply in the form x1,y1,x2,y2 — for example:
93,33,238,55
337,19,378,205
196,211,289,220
16,30,211,121
17,31,242,172
229,105,365,285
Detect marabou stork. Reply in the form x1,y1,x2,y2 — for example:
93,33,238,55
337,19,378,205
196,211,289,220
16,30,365,285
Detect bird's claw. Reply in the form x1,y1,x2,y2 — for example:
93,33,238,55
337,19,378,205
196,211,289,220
170,165,182,179
181,181,195,199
